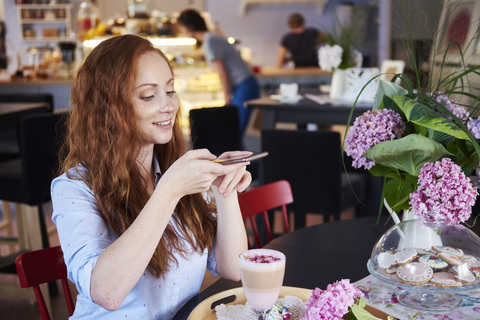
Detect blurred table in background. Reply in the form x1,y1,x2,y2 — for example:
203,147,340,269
255,67,332,95
246,94,372,130
0,102,50,130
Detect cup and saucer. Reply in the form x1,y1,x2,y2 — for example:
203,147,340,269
270,83,302,104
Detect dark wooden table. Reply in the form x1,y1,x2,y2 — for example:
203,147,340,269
0,102,50,130
173,216,392,319
246,95,372,129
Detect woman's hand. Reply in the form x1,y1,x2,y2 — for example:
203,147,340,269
158,149,250,200
212,151,253,197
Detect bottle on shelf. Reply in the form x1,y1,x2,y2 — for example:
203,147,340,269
77,0,100,41
127,0,151,19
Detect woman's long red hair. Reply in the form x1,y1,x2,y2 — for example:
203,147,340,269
60,35,216,277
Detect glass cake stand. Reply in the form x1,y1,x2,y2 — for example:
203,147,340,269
367,218,480,311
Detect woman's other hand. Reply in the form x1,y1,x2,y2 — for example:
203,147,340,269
212,151,253,197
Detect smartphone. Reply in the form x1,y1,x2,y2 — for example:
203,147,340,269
214,151,269,165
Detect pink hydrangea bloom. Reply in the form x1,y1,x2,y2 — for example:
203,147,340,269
433,93,470,123
302,279,364,320
467,117,480,139
409,158,478,224
345,109,405,170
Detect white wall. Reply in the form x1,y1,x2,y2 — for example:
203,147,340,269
0,0,4,20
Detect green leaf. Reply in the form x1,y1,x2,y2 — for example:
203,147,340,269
356,298,367,309
368,164,397,178
447,140,479,175
384,178,414,211
348,304,383,320
426,128,456,144
392,95,469,140
364,134,453,176
374,80,406,110
380,96,406,121
404,173,419,185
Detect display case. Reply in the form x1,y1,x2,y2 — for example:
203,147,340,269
15,3,73,43
368,218,480,311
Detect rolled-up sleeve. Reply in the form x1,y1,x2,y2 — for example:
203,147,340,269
51,173,114,300
206,236,218,277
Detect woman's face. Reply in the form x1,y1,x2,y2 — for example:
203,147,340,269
133,51,179,148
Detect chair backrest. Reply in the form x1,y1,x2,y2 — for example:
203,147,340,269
15,246,75,320
0,93,54,162
0,93,53,110
238,180,294,248
261,129,343,222
189,106,241,156
20,112,66,205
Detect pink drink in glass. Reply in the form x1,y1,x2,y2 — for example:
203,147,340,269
239,249,286,312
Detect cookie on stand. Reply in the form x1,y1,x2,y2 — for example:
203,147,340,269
418,254,448,270
430,272,462,287
396,262,433,285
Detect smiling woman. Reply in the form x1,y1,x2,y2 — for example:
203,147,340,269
51,34,251,319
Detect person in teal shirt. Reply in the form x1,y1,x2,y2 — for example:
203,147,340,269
178,9,260,136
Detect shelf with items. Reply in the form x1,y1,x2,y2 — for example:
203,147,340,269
15,4,73,43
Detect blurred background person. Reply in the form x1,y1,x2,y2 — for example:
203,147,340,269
177,9,260,136
277,12,324,68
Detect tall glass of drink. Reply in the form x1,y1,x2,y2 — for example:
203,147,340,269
239,249,286,319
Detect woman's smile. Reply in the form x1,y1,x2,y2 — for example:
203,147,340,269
153,119,173,127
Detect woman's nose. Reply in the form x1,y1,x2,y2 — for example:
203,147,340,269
159,100,176,113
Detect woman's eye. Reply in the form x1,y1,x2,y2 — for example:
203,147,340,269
167,91,176,97
141,95,155,101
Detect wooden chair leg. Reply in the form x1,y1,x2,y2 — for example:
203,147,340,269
14,203,31,251
15,203,47,251
0,201,15,253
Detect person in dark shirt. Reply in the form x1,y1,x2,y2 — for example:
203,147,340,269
277,13,322,68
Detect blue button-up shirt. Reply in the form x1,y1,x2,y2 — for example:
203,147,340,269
51,161,217,319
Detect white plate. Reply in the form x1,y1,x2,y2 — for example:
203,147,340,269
270,94,302,104
187,286,394,319
187,286,311,320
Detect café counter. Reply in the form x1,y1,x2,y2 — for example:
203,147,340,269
0,78,73,111
254,66,332,94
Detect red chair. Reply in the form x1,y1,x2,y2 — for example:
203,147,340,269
15,246,75,320
239,180,294,248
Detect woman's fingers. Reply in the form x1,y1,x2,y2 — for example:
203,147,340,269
213,164,252,197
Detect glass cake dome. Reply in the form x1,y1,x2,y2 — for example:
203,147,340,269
367,216,480,311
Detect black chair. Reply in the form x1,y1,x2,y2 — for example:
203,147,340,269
0,112,66,257
261,129,367,229
189,105,242,156
0,93,53,162
189,106,260,180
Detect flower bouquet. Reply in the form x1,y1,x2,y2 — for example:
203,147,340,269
342,0,480,222
344,75,480,225
318,11,363,99
318,44,362,73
